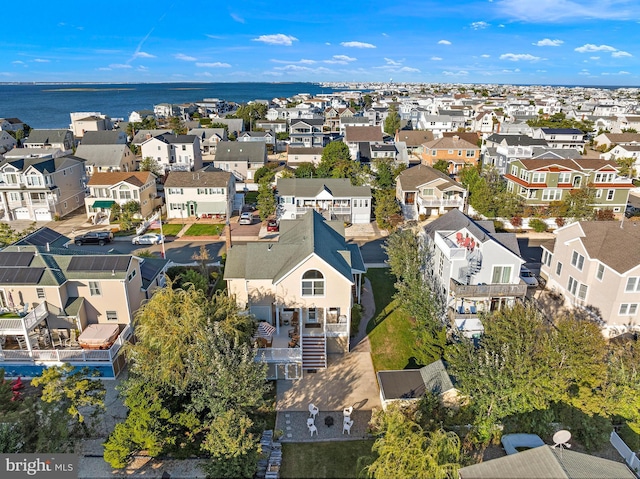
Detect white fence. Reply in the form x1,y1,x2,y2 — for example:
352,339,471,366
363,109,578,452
610,431,640,476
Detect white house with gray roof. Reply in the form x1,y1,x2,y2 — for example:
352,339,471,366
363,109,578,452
164,170,235,220
75,143,137,175
224,210,366,378
23,129,74,156
276,178,372,224
140,133,202,172
211,141,267,183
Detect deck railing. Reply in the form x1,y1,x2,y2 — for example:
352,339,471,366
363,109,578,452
255,348,302,363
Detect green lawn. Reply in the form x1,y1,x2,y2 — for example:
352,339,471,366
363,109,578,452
366,268,421,372
280,440,374,479
184,223,224,236
147,224,183,236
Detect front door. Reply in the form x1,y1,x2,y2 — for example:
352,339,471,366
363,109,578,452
188,202,196,217
405,192,416,205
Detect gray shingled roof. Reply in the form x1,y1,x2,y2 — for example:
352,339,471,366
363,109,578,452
75,144,129,167
571,221,640,274
24,129,72,145
214,141,266,163
80,131,126,145
377,359,455,401
164,170,232,188
224,210,363,283
276,178,371,198
397,164,463,191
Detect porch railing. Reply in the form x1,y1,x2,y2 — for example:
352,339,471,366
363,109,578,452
0,302,49,334
255,348,302,363
450,279,528,298
325,323,349,335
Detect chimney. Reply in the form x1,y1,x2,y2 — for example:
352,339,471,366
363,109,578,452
452,135,460,141
46,242,50,252
225,221,232,251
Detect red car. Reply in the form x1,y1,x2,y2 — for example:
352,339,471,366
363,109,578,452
267,219,279,232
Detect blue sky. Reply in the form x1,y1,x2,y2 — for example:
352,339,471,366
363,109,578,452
1,0,639,85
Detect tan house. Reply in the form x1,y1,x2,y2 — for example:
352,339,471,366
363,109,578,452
420,135,480,175
164,170,235,220
0,228,168,378
224,210,366,379
23,129,74,156
75,144,137,175
396,164,467,220
85,171,158,223
540,221,640,336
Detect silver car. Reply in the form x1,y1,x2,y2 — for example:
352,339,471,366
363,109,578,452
520,267,539,287
131,233,165,245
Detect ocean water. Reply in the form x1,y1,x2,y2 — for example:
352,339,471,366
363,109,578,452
0,82,340,129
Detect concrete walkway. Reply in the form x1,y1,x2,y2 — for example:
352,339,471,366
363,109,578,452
351,277,375,353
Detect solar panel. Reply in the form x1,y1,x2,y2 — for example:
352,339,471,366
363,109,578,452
0,252,34,267
67,255,130,272
15,227,63,246
0,267,45,284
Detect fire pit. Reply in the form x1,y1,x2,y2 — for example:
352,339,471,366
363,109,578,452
324,415,334,427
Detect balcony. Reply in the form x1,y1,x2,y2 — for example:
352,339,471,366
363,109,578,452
450,279,528,298
0,302,48,335
417,196,464,208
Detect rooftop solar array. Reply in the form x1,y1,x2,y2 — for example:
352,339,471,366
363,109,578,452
0,252,34,267
0,267,45,284
67,255,130,272
15,227,63,246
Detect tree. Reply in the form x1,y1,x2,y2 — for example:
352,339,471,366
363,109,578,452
254,163,278,184
227,103,268,131
374,189,401,230
0,222,37,247
616,157,638,178
116,201,141,231
317,141,351,177
363,94,373,110
563,186,596,221
366,406,461,479
169,116,187,135
257,180,276,221
433,160,450,175
139,156,163,176
31,365,106,436
294,162,316,178
384,104,401,136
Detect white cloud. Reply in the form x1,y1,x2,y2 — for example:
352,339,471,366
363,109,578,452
589,56,600,60
443,70,469,76
333,55,356,62
11,60,25,64
381,32,388,37
384,58,403,66
175,53,197,61
438,40,452,45
109,63,132,69
230,13,245,23
137,65,149,72
533,38,563,47
33,59,50,63
431,56,443,61
340,41,376,48
575,44,616,53
481,54,491,58
399,66,420,72
495,0,640,22
195,62,231,68
133,51,156,59
253,34,298,46
263,71,283,77
612,50,632,58
500,53,543,61
271,59,317,65
617,70,630,74
206,34,224,40
578,70,590,75
471,21,490,30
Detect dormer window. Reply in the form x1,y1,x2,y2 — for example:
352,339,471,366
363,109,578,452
302,270,324,296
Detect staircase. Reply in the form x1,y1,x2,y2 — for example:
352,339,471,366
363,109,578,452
402,203,417,221
301,335,327,369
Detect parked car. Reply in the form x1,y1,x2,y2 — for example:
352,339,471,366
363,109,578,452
131,233,165,245
625,205,640,218
520,267,539,287
239,212,254,225
74,230,114,246
266,218,279,232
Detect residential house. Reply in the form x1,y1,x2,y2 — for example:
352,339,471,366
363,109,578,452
140,133,202,172
505,158,633,213
79,130,128,146
358,143,398,165
540,221,640,336
0,227,168,378
411,113,464,135
128,109,156,123
343,126,384,160
3,149,59,160
255,119,288,134
470,111,499,134
593,132,640,150
23,129,74,156
423,209,528,335
0,131,17,153
324,107,356,132
458,445,635,479
396,164,467,220
69,113,112,139
394,130,435,158
164,170,235,220
363,106,389,128
131,129,173,149
211,141,267,183
202,118,244,138
532,128,586,151
276,177,372,224
601,144,640,178
224,210,366,378
482,134,548,175
377,359,459,411
238,130,276,151
0,118,25,133
153,103,179,119
85,171,158,224
618,115,640,132
75,144,137,175
420,135,480,176
339,116,370,135
0,155,86,221
188,127,228,157
286,146,324,167
289,119,328,148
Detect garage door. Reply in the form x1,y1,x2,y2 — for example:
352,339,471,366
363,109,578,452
352,212,370,224
14,208,30,220
249,305,272,322
34,209,52,221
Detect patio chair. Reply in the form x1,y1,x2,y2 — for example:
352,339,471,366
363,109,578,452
343,419,354,435
307,418,315,428
343,406,353,418
65,329,79,348
308,403,319,419
308,424,318,437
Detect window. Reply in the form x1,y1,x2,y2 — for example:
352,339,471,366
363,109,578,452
596,263,605,281
422,188,434,196
302,270,324,296
128,269,137,281
36,288,45,299
571,251,584,271
431,150,437,156
491,266,512,284
458,150,462,156
626,277,640,292
556,262,563,275
594,172,614,183
578,284,588,301
596,189,603,199
606,189,614,201
567,276,578,296
106,311,118,321
619,304,638,315
307,308,318,323
542,189,562,201
542,250,552,267
510,165,518,176
531,172,546,183
558,172,571,183
89,281,101,296
466,150,475,157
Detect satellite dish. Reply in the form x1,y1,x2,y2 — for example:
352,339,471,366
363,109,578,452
553,430,572,448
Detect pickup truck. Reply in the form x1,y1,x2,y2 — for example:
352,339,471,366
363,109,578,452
73,230,114,246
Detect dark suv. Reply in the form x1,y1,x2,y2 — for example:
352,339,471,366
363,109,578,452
74,230,114,246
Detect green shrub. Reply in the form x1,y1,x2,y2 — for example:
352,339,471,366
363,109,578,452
350,304,363,337
493,220,505,232
529,218,548,232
